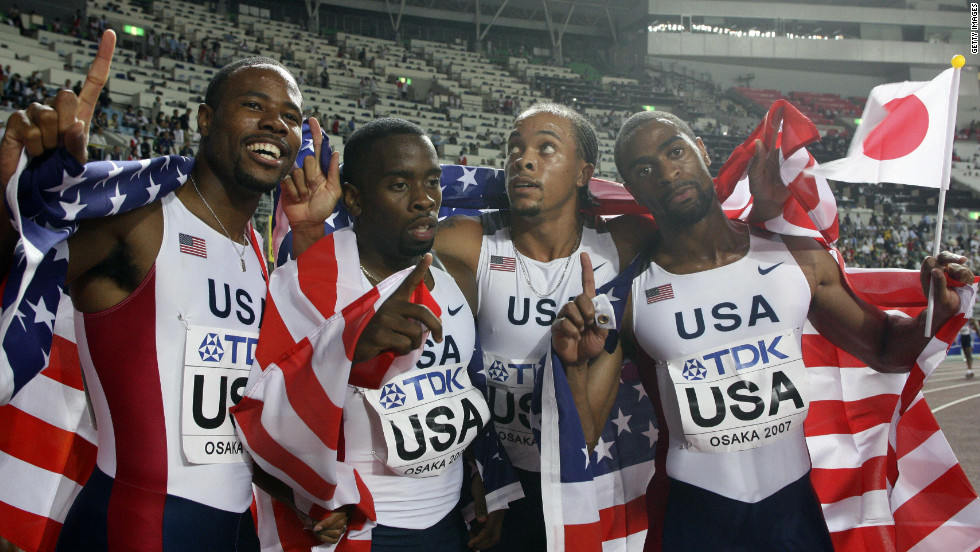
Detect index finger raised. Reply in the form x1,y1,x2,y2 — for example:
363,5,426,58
304,116,324,180
76,30,116,130
309,116,323,158
393,253,432,299
580,252,596,297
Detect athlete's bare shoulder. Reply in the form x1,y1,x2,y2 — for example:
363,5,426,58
604,214,657,270
433,214,484,276
437,213,483,234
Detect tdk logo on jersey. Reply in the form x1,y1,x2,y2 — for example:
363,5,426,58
487,362,535,385
681,359,707,381
488,360,509,383
198,333,225,362
379,383,407,410
700,336,789,376
400,365,466,401
196,332,258,366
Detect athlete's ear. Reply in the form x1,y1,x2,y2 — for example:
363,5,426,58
578,162,595,189
197,103,212,139
342,181,362,216
695,137,710,167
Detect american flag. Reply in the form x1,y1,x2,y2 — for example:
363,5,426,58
178,233,207,258
5,111,977,551
232,228,521,550
534,101,978,551
489,255,516,272
534,256,656,551
717,99,840,245
644,284,673,304
0,151,188,549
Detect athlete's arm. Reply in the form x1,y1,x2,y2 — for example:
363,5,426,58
788,235,974,373
606,215,656,271
432,214,483,277
0,29,158,311
467,472,506,549
0,31,117,282
553,252,627,449
252,465,349,544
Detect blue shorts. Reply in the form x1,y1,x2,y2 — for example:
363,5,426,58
57,467,259,552
484,467,546,552
371,507,469,552
661,473,834,552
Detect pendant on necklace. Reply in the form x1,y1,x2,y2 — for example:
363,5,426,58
241,258,247,272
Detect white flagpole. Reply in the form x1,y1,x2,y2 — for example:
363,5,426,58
924,55,964,337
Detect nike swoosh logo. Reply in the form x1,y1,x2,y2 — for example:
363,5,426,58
757,262,784,275
448,304,464,316
593,262,608,273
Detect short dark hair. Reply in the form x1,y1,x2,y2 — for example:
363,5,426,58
342,118,428,188
203,56,291,108
515,102,598,207
516,102,598,165
614,111,696,177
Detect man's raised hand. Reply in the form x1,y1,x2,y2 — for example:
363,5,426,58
552,252,608,366
280,117,342,229
0,30,115,185
921,251,975,333
352,254,444,363
745,105,790,222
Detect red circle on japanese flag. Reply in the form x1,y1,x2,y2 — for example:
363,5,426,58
861,95,929,161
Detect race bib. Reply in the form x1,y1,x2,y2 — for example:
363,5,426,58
665,330,808,453
483,353,540,469
181,324,258,464
364,361,489,478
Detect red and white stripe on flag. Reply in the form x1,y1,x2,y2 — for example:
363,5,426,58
0,296,96,552
233,229,439,550
809,68,957,188
717,99,840,244
804,263,980,552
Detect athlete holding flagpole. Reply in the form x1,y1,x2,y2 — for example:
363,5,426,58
553,109,976,552
809,55,967,335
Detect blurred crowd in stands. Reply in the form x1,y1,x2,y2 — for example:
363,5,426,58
838,210,979,270
957,120,980,142
1,0,977,272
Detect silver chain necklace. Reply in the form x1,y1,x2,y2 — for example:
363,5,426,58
513,229,582,298
360,264,383,285
190,175,249,272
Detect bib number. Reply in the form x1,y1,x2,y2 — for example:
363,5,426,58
665,330,808,453
483,353,540,468
364,362,489,478
181,324,257,464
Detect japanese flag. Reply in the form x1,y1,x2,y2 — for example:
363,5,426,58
809,67,958,188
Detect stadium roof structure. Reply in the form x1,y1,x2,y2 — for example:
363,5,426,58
307,0,637,40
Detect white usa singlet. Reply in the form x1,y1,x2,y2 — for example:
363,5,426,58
75,192,267,513
476,212,619,472
632,229,813,502
344,267,486,529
